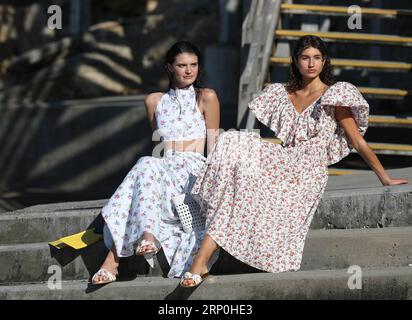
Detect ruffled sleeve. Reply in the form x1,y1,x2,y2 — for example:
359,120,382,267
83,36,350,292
248,83,292,141
320,81,369,165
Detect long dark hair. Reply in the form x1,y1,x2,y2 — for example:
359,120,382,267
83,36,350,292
285,35,334,92
164,41,203,101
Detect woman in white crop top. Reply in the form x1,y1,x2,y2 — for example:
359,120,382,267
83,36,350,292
92,41,220,285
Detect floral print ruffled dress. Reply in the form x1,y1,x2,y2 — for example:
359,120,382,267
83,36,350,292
191,81,369,273
101,85,214,278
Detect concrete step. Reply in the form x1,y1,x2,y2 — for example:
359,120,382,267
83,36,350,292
1,266,411,300
2,167,412,245
0,199,106,244
0,208,100,245
1,226,411,284
0,239,163,285
314,184,412,230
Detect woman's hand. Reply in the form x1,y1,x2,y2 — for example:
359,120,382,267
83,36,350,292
381,177,408,186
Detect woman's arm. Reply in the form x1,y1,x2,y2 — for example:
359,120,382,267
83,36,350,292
144,93,162,131
200,89,220,155
335,106,408,186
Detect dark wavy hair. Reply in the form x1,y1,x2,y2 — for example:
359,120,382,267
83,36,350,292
164,41,203,101
285,35,334,92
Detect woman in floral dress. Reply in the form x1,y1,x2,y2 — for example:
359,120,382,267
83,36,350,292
181,35,408,287
92,41,220,285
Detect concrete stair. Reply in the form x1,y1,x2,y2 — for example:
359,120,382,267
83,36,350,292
1,168,412,299
2,168,411,244
1,266,411,300
1,226,411,285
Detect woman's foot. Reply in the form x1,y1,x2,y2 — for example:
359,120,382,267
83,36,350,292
136,232,159,256
180,256,209,287
180,234,219,287
91,246,119,285
91,268,118,285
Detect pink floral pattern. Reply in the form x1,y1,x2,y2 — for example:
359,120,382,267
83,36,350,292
191,81,369,273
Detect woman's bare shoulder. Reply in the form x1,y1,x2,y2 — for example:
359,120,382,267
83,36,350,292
199,88,218,102
144,92,164,111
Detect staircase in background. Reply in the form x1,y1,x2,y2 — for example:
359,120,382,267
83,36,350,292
238,0,412,176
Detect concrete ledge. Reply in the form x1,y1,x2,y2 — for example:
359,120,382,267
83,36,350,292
0,240,165,284
1,266,411,300
1,227,411,284
312,168,412,228
313,184,412,229
302,226,412,270
0,209,100,244
213,226,412,274
1,182,411,245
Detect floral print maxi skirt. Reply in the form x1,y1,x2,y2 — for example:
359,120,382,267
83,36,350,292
191,131,329,273
102,150,209,278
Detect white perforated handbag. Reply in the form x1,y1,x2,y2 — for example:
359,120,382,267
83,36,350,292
172,193,205,233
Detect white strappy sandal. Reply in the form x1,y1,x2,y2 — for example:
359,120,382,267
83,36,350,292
91,268,118,285
180,271,209,288
135,239,160,256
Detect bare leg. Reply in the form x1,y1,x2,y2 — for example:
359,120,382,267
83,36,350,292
181,234,219,286
93,244,119,282
94,231,158,282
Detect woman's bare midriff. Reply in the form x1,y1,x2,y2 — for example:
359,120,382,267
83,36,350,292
163,138,206,153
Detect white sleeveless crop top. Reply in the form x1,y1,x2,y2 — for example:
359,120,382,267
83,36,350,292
154,85,206,141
